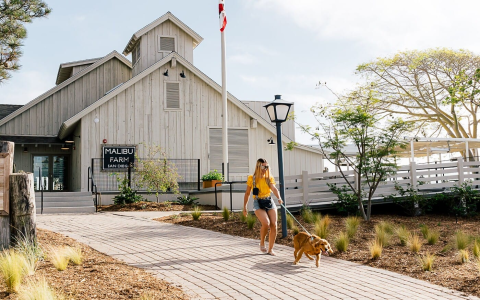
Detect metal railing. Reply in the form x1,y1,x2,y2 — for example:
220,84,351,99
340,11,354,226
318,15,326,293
214,181,247,211
90,158,200,192
88,166,98,212
38,167,43,214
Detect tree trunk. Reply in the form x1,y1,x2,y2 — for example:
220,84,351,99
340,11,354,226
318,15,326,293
9,173,36,247
0,141,14,250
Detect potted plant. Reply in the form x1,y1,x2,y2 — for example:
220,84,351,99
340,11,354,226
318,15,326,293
201,169,224,188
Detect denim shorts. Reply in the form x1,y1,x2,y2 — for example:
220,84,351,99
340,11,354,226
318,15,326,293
253,198,277,212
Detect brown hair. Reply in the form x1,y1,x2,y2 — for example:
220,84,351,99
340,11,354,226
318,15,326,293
253,158,270,186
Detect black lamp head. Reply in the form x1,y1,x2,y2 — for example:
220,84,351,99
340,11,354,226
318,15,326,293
267,137,275,145
163,69,169,76
180,70,186,78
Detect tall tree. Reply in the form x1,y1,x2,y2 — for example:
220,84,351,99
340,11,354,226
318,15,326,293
0,0,51,83
297,93,412,221
356,49,480,143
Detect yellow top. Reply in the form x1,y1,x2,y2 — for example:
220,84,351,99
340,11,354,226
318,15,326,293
247,175,276,199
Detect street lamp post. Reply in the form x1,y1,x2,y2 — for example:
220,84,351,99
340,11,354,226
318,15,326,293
264,95,293,238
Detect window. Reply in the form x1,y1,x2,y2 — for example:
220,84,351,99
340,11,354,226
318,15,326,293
158,36,176,52
132,41,141,65
209,128,249,173
165,82,180,109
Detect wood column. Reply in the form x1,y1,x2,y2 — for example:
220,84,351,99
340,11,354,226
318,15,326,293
0,141,13,250
9,173,36,247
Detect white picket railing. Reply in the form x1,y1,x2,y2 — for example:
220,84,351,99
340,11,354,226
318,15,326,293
281,157,480,207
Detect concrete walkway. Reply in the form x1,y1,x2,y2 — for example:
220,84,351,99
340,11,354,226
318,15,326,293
37,213,478,300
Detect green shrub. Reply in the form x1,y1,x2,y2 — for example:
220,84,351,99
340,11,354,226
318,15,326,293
113,175,143,205
240,212,247,223
335,232,349,252
328,184,359,216
345,216,360,239
395,225,410,246
292,225,300,235
176,195,199,206
385,182,427,216
201,170,224,181
191,207,202,221
420,224,429,239
222,207,230,221
246,214,257,229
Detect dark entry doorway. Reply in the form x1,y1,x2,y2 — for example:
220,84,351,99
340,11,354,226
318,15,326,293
33,155,68,191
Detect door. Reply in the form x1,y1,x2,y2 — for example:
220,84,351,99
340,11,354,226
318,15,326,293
33,155,68,191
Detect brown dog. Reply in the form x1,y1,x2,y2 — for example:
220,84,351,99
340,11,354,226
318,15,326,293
293,232,333,267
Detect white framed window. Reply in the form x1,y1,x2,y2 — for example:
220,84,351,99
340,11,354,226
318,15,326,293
209,128,249,174
158,35,176,53
164,81,181,110
132,41,141,65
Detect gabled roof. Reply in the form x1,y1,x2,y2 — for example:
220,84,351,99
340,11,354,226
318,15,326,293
123,11,203,55
58,52,322,155
0,105,23,120
56,57,101,85
0,51,132,127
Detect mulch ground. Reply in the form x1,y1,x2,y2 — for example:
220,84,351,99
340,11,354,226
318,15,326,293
98,201,216,212
156,211,480,298
0,229,189,299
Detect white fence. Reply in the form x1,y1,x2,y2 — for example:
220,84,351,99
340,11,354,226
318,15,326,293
281,157,480,207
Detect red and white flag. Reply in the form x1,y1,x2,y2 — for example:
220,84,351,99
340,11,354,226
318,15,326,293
219,0,227,32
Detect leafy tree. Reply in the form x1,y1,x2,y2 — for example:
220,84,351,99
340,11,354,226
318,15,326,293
135,144,180,203
0,0,51,83
356,49,480,157
297,94,412,221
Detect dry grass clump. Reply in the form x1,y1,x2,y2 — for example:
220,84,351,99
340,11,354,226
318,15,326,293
419,252,435,271
453,230,470,250
395,225,410,246
408,234,422,253
369,239,383,259
377,221,394,235
473,240,480,258
291,225,300,235
18,277,63,300
191,206,202,221
314,215,331,239
13,235,43,276
335,232,349,252
420,224,429,239
286,214,295,229
426,230,440,245
49,247,69,271
375,224,392,247
345,216,360,239
0,250,28,293
458,249,469,264
239,212,247,223
64,247,83,266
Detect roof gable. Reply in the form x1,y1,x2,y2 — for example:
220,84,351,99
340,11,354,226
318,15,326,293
55,57,101,85
0,51,132,127
0,105,23,120
123,12,203,55
58,52,321,155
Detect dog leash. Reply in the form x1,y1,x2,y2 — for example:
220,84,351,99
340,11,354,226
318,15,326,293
280,203,312,237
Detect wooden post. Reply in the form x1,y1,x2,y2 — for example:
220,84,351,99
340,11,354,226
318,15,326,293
9,173,36,247
457,157,464,185
302,171,309,206
0,141,13,250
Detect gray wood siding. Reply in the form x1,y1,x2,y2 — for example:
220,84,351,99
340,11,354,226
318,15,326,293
132,20,194,77
0,58,132,137
243,100,296,141
79,61,323,191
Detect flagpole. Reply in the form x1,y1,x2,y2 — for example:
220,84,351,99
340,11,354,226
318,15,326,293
221,10,228,181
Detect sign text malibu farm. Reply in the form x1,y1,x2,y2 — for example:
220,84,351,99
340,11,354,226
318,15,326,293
102,146,135,170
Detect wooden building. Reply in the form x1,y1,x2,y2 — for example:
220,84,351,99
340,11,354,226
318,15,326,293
0,12,323,202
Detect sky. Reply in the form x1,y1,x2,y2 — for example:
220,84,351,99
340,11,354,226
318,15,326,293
2,0,480,145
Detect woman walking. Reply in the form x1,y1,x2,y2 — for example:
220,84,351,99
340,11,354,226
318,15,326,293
243,158,283,255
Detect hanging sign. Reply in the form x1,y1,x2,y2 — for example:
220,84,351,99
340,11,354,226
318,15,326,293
102,146,135,170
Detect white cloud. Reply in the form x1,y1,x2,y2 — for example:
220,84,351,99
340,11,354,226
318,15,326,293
229,53,257,64
0,71,53,105
245,0,480,55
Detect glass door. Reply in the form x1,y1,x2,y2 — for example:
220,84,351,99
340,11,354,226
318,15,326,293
33,155,68,191
33,156,49,191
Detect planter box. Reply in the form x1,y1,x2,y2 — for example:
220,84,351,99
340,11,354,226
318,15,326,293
203,180,222,189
